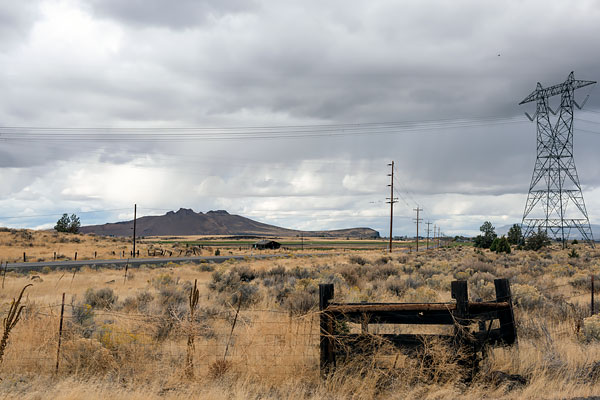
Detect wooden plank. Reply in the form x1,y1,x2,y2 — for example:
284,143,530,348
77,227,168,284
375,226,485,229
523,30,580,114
326,302,510,313
331,310,456,325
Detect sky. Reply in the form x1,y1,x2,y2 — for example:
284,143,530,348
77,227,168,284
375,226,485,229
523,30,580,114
1,0,600,237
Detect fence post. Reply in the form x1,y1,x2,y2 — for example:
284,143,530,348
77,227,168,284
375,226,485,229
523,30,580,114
54,252,56,261
55,292,65,373
74,252,77,261
124,260,129,284
592,275,595,316
494,279,516,344
1,262,6,289
319,283,335,376
451,280,468,324
23,252,26,262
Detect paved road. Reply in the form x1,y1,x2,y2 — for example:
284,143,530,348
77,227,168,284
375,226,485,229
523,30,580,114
6,253,329,273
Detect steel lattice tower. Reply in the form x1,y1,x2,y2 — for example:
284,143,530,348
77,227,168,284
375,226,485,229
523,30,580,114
520,71,595,246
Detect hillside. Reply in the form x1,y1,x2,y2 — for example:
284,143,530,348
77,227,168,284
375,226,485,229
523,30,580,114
79,208,380,238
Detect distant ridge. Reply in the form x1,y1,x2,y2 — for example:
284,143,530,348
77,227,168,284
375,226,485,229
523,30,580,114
79,208,380,239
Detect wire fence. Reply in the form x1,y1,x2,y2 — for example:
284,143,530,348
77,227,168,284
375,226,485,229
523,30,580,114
0,275,595,379
0,301,323,378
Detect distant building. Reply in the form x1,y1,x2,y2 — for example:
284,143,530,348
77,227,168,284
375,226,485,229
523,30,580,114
252,240,281,250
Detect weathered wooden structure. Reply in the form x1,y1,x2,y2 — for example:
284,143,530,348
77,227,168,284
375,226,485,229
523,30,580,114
319,279,516,376
252,240,281,250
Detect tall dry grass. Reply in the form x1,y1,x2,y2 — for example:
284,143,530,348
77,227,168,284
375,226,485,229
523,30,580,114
0,242,597,398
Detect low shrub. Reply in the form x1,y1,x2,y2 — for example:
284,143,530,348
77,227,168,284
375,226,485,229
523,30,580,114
582,314,600,342
84,288,118,309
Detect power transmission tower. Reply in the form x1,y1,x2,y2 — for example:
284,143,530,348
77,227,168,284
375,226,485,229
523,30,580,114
413,207,422,252
386,161,398,253
437,227,441,247
426,221,432,250
520,71,595,247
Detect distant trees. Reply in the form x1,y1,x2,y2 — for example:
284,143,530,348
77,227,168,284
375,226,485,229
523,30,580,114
523,229,551,251
490,236,511,254
507,224,523,245
473,221,497,249
54,213,81,234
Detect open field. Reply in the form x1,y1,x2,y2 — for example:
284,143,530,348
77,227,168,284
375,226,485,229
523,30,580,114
0,229,447,265
0,233,599,398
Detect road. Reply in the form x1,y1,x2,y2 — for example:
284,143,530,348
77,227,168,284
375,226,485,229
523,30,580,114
5,253,329,273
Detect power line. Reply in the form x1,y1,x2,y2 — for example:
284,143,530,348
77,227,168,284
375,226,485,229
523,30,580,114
0,115,526,142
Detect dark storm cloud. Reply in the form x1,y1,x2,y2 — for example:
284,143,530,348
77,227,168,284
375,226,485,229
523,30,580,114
86,0,258,28
1,0,600,233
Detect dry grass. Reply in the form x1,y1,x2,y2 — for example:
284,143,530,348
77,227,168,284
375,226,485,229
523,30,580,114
0,234,598,398
0,229,314,263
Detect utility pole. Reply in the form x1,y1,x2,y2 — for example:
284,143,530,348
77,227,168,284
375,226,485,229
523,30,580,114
433,224,437,248
413,206,423,252
426,221,432,250
301,232,304,251
386,162,398,253
438,227,441,247
132,204,137,258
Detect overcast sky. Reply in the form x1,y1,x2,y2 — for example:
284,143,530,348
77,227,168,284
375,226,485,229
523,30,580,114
1,0,600,237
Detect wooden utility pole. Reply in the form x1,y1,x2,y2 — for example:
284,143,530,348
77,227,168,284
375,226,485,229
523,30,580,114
433,224,437,248
132,204,137,258
413,206,423,252
426,221,432,250
386,162,398,253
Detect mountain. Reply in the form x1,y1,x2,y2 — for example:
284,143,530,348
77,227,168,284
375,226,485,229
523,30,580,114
79,208,380,238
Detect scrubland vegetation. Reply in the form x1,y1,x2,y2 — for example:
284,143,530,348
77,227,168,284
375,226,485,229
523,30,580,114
0,238,598,399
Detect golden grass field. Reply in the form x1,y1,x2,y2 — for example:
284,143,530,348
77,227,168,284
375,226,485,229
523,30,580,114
0,230,598,399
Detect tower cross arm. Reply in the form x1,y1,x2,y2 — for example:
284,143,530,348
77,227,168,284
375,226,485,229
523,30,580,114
519,73,596,105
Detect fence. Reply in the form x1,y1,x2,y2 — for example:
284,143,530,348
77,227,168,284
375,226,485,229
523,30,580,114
319,279,516,376
0,275,597,380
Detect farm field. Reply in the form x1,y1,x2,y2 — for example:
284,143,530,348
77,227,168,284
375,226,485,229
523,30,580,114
0,229,438,265
0,232,598,398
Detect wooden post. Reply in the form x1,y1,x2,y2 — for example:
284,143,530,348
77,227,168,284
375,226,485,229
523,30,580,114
23,252,26,262
53,252,56,261
451,280,468,324
494,279,516,344
94,251,97,259
319,283,335,376
55,292,65,373
1,262,6,289
74,252,77,261
592,275,595,316
124,260,129,284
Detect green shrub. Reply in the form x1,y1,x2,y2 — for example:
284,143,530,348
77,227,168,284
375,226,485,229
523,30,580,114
524,229,551,251
568,248,579,258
